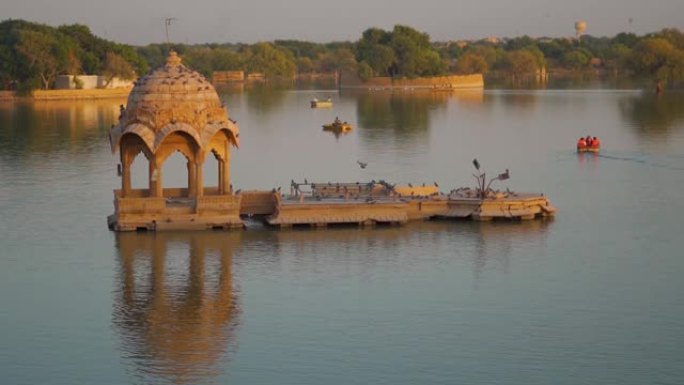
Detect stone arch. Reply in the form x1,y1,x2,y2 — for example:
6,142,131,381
119,132,154,197
201,122,240,150
156,131,198,166
154,123,202,154
202,128,235,195
115,123,155,155
155,131,201,198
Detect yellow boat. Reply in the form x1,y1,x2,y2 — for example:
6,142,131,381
322,121,352,133
311,97,333,108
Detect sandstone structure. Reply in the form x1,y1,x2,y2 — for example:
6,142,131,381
108,51,242,231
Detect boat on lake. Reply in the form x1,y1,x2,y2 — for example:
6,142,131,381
577,146,600,153
311,97,333,108
577,137,601,153
322,119,352,133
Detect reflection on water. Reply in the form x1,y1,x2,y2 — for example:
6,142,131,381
113,232,240,385
620,91,684,135
468,219,553,279
236,220,553,279
484,90,538,111
0,100,122,156
243,82,291,113
353,90,449,131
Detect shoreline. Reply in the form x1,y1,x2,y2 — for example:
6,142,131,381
0,88,131,102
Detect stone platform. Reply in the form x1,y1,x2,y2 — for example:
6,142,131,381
109,183,556,231
263,183,555,229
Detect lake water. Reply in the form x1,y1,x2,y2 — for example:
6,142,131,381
1,85,684,385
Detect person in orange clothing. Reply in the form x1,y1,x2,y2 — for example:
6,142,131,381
577,137,587,150
591,136,601,149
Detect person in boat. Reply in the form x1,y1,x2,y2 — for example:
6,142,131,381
591,136,600,149
585,135,593,147
334,116,341,124
577,137,587,150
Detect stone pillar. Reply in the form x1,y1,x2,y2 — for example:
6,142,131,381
149,157,162,198
218,160,225,195
222,142,231,194
187,160,197,197
121,152,131,197
196,159,204,198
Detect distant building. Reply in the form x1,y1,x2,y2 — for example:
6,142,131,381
246,72,265,81
54,75,133,90
213,71,245,83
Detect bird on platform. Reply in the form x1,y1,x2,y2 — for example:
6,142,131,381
304,178,308,184
498,169,510,180
234,189,241,195
277,186,281,192
357,160,368,169
434,181,439,188
408,183,413,188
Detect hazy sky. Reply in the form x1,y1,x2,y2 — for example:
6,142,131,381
4,0,683,45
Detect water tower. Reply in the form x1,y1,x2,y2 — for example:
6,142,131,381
575,20,587,41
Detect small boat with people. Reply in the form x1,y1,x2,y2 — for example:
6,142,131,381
577,135,601,153
322,117,352,132
311,97,333,108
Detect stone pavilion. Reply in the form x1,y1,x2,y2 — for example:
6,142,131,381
108,52,242,231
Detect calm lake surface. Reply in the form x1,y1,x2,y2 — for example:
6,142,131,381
1,85,684,385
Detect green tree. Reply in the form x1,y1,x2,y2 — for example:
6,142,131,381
244,42,296,77
455,52,488,74
562,49,592,70
357,61,374,81
102,51,135,87
296,57,314,73
16,29,60,89
502,49,541,79
628,38,678,81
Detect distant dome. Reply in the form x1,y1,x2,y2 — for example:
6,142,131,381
110,51,239,154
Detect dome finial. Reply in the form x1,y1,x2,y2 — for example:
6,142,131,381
166,51,181,66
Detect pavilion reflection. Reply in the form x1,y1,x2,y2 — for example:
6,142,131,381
112,231,241,384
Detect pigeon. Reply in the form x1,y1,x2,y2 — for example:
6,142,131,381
357,160,368,169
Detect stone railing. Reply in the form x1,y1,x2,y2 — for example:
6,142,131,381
197,195,241,214
115,196,166,215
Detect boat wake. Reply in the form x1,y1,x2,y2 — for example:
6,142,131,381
595,152,684,171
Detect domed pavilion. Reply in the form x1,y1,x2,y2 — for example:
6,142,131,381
108,52,242,231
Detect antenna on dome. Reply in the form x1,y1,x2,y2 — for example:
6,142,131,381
164,17,177,45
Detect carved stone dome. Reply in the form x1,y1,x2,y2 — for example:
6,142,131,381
110,51,239,154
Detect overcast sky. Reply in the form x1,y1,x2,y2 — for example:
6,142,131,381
4,0,683,45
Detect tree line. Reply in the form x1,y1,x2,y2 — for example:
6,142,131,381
1,19,683,91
